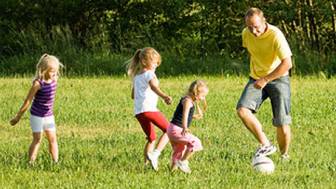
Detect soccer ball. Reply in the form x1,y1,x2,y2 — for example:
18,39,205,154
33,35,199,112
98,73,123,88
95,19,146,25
252,156,275,174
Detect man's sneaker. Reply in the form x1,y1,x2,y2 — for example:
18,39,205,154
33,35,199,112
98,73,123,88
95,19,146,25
281,153,290,161
147,150,160,171
254,144,277,157
177,160,191,173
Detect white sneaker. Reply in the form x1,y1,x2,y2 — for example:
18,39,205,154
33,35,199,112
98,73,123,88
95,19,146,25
177,160,191,173
147,150,160,171
254,144,277,157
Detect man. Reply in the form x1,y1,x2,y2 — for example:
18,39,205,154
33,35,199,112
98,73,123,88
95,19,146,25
236,7,292,160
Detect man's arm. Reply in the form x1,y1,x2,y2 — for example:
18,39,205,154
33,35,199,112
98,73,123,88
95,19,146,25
254,57,292,89
264,57,292,81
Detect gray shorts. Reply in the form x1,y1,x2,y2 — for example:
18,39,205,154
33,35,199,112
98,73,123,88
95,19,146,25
236,76,291,126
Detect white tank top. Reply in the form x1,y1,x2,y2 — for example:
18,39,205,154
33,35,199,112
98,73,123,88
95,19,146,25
133,70,159,115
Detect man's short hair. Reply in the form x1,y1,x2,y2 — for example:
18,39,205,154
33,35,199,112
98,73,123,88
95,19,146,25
245,7,265,21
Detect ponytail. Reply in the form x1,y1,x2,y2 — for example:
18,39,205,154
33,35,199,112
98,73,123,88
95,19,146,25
200,98,207,113
126,47,161,78
35,54,49,80
127,49,143,78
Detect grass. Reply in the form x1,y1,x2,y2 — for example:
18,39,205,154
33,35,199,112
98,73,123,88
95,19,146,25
0,76,335,188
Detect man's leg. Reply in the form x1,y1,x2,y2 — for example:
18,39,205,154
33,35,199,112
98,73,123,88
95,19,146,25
268,76,292,157
237,78,276,157
237,107,270,146
276,125,291,155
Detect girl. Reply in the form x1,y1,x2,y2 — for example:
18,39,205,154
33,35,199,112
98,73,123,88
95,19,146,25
167,80,208,173
10,53,63,164
127,47,172,171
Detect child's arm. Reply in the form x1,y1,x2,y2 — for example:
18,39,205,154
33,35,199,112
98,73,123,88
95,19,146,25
131,87,134,99
10,80,40,126
149,76,172,105
193,99,207,120
181,97,193,136
192,102,203,120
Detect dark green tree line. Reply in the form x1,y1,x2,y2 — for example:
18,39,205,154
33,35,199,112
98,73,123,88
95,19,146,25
0,0,335,74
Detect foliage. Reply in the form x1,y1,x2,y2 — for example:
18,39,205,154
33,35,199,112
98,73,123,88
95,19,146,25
2,50,336,77
0,76,335,188
0,1,335,75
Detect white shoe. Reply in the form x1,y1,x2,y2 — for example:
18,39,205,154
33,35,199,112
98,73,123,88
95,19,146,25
177,160,191,173
147,150,160,171
254,144,277,157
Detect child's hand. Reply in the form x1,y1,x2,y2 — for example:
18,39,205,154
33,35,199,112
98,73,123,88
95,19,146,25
163,96,172,105
10,115,20,126
193,113,203,120
181,127,190,136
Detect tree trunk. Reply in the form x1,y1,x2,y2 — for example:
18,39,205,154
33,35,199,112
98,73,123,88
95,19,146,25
331,1,336,51
306,0,319,50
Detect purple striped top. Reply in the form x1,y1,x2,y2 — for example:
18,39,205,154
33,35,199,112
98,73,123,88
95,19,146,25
30,80,57,117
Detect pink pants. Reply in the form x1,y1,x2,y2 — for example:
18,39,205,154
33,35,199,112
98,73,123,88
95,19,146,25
136,111,169,142
167,123,203,164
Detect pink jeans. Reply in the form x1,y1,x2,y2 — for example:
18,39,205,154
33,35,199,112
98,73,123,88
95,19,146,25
167,123,203,164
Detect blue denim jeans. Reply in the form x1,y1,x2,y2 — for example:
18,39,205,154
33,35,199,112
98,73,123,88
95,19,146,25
236,76,291,126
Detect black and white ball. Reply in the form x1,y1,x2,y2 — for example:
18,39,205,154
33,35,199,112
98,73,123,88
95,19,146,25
252,156,275,174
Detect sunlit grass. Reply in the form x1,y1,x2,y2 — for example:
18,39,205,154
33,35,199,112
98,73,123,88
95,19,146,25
0,76,335,188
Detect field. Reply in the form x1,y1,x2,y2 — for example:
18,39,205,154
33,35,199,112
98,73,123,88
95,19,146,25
0,76,335,188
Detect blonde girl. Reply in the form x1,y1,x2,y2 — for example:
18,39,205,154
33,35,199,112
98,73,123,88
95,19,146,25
10,53,63,164
167,80,209,173
127,47,172,171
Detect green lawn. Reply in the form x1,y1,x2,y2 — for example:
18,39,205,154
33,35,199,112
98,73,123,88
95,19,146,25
0,76,335,188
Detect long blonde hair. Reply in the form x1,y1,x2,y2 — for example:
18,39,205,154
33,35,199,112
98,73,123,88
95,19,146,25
35,53,63,80
187,80,208,113
127,47,161,78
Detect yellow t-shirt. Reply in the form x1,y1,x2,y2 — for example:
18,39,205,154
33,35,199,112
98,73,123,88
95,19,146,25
242,24,292,79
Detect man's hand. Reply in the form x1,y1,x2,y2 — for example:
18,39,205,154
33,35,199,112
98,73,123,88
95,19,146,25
254,77,268,89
